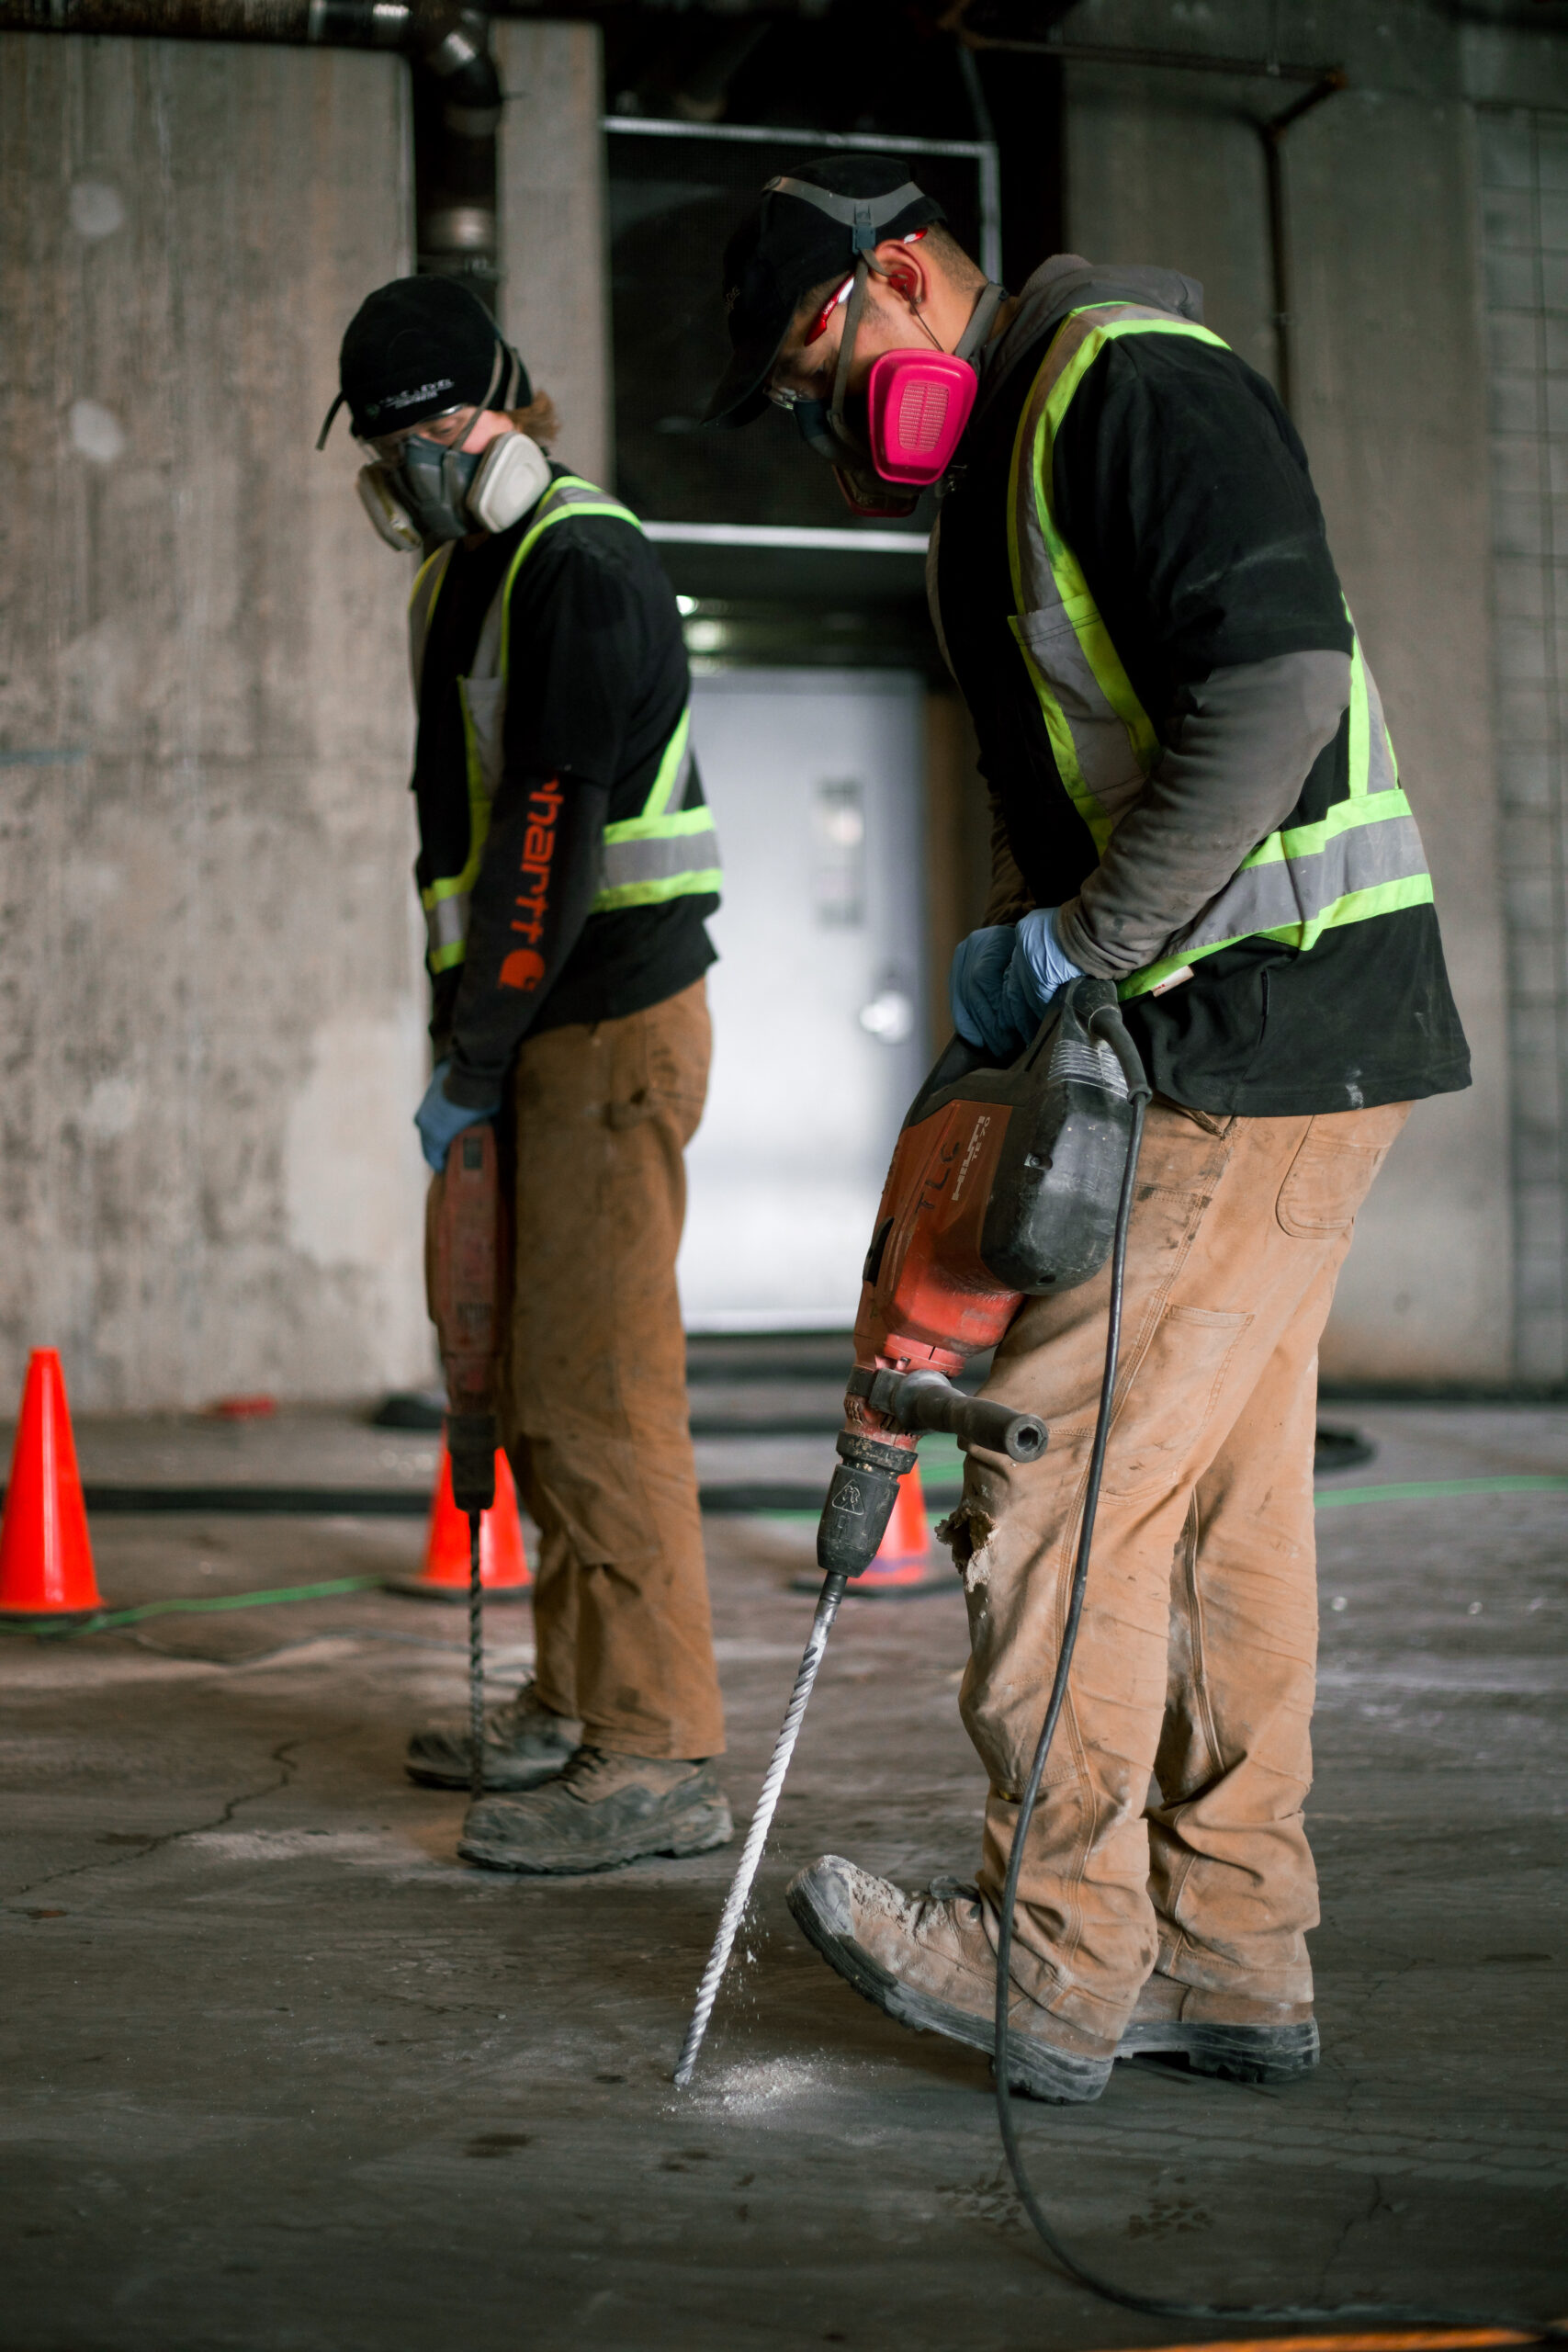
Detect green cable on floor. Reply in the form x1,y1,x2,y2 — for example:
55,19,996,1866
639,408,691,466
33,1575,385,1641
1315,1475,1568,1508
16,1476,1566,1638
759,1472,1568,1528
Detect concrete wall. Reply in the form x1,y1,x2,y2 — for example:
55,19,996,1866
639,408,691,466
1061,0,1544,1384
0,24,611,1414
0,36,430,1413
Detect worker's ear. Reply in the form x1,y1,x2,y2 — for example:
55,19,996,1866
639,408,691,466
871,234,935,313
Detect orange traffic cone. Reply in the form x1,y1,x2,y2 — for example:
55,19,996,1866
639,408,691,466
386,1438,531,1601
0,1349,103,1621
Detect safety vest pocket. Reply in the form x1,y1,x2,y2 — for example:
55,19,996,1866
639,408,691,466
1008,607,1148,839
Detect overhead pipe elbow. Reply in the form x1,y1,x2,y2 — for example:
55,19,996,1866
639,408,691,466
408,3,502,133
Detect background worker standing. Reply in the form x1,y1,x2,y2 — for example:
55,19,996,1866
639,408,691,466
703,161,1471,2099
326,277,732,1876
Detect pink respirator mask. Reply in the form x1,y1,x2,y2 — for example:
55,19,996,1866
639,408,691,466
863,349,979,487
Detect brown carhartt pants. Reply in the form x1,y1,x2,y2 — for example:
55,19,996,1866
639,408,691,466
952,1096,1409,2041
500,978,725,1761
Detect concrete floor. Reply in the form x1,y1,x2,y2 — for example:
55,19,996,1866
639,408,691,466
2,1401,1565,2350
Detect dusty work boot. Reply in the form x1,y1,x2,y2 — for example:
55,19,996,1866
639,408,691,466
1117,1970,1320,2083
786,1855,1116,2103
405,1681,581,1792
457,1747,733,1874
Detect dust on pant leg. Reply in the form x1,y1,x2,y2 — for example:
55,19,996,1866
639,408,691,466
939,1463,1006,1603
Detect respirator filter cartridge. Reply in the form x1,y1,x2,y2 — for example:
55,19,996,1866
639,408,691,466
865,351,978,487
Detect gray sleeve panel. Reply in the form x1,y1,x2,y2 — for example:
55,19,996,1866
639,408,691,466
1053,649,1353,978
982,786,1036,928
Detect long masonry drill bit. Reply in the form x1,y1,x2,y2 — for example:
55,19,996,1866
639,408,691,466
468,1510,485,1800
672,1569,848,2087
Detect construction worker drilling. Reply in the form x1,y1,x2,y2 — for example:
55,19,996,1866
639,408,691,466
703,158,1471,2100
323,276,732,1875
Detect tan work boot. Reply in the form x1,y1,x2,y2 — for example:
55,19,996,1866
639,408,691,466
1118,1970,1319,2082
786,1855,1117,2103
457,1747,733,1873
405,1680,581,1792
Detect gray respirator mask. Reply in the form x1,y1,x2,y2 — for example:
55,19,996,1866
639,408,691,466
319,340,552,552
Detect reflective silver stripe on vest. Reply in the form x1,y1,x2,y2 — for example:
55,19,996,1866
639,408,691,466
600,827,714,896
424,891,468,959
1361,655,1399,797
1006,593,1150,840
1008,306,1192,846
1174,811,1429,960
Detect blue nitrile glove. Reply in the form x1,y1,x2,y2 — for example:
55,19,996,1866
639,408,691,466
999,906,1086,1043
414,1058,502,1174
949,925,1020,1058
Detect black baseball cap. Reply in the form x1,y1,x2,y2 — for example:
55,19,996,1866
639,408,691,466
321,276,531,444
702,155,946,429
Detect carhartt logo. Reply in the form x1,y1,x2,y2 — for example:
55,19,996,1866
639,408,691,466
724,285,739,315
508,776,563,958
499,948,546,991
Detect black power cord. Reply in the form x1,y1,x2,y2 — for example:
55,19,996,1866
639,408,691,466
992,1015,1558,2334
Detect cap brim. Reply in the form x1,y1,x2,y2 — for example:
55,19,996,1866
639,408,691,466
701,312,792,429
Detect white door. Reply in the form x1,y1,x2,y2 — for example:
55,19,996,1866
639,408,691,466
679,668,929,1331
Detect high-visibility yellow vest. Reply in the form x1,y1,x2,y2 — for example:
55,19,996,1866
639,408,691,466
408,474,721,977
1007,304,1432,999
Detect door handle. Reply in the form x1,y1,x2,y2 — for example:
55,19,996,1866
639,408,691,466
858,986,914,1046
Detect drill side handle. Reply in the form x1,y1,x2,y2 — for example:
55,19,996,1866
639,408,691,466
848,1367,1048,1464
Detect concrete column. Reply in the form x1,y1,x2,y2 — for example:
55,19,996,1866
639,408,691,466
1287,83,1512,1385
1064,5,1515,1382
0,36,430,1409
494,20,611,487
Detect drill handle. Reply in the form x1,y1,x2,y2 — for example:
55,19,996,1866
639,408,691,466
850,1367,1048,1464
425,1121,510,1514
1087,1000,1154,1102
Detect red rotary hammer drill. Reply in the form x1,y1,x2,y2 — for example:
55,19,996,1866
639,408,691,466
816,975,1147,1575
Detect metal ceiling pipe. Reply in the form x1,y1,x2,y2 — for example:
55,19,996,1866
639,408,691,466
405,5,502,308
0,0,502,311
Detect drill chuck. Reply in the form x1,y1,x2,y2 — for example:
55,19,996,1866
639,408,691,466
446,1409,498,1515
816,1430,915,1575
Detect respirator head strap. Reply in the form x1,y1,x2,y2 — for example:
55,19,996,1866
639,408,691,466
473,338,505,417
953,279,1007,366
764,175,930,254
828,258,873,450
